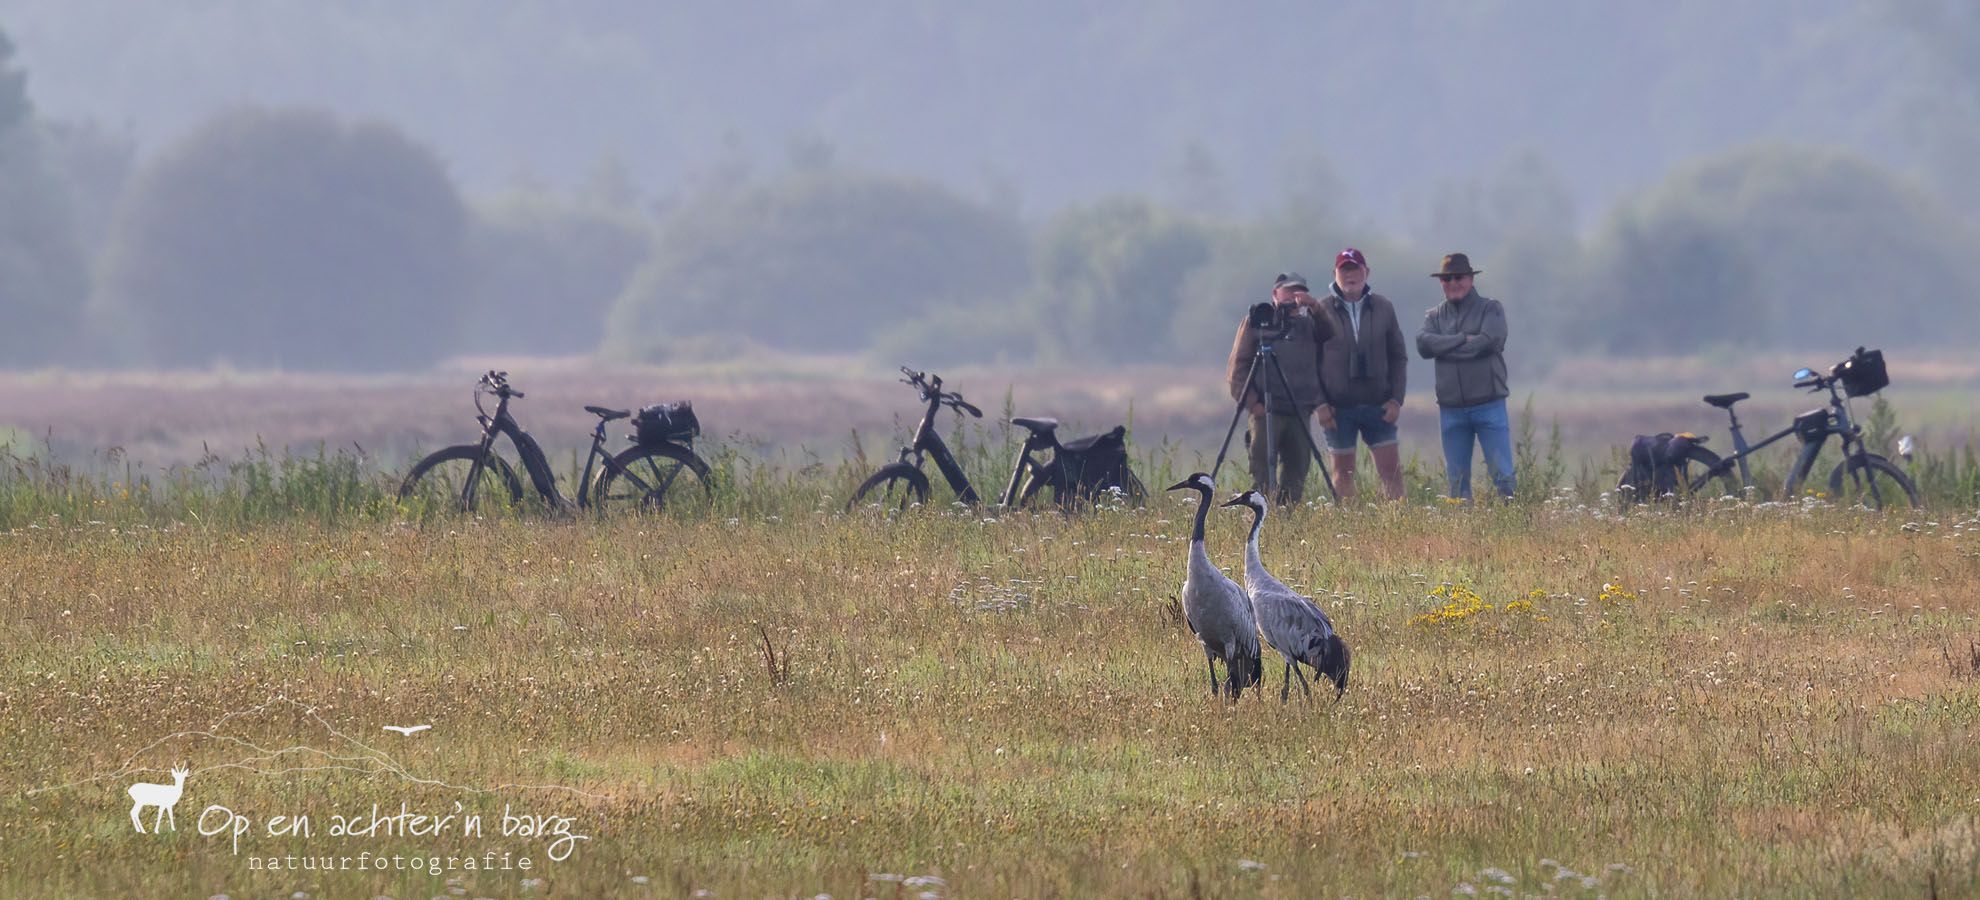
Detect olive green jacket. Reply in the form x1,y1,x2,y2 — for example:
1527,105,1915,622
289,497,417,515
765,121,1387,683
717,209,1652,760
1414,290,1509,408
1226,304,1335,413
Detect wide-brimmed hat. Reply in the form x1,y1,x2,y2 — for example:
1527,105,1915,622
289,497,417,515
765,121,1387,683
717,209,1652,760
1430,253,1481,278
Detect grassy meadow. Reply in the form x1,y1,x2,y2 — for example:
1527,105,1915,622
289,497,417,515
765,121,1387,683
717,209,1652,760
5,363,1980,897
5,465,1980,896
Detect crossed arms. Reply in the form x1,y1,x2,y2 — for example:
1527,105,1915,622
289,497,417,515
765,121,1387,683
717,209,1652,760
1416,302,1507,361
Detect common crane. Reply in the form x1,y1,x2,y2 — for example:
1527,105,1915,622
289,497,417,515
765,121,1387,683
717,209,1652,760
1166,473,1262,700
1220,490,1351,700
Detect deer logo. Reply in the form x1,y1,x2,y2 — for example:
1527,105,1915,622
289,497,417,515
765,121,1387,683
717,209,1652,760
127,765,189,834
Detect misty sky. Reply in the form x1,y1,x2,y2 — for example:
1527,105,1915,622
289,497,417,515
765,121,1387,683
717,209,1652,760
0,0,1936,229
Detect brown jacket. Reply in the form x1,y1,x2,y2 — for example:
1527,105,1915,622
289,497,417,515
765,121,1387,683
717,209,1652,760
1415,289,1509,408
1226,303,1335,413
1316,286,1408,408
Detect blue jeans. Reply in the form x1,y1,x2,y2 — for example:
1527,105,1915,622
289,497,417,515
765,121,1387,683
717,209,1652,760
1438,398,1516,499
1322,403,1399,452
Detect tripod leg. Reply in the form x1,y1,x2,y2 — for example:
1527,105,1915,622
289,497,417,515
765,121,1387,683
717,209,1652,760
1261,352,1337,502
1211,354,1265,485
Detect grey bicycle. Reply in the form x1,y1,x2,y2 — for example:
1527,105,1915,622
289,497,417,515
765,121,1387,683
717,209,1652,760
1678,348,1919,509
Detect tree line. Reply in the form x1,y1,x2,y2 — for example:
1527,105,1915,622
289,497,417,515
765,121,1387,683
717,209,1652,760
6,27,1980,374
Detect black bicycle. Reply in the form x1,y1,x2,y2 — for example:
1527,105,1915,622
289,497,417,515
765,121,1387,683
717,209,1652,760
1000,418,1147,509
849,368,983,510
1674,348,1920,509
399,371,712,514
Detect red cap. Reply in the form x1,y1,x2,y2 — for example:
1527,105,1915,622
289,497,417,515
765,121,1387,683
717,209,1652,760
1335,248,1367,270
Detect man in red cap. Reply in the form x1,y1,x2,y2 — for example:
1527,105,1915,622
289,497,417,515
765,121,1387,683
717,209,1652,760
1313,248,1408,500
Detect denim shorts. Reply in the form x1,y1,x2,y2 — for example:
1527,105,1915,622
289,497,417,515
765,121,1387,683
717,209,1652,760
1322,403,1398,452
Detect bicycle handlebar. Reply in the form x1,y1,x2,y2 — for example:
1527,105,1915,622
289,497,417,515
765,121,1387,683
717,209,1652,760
477,370,523,399
898,365,980,417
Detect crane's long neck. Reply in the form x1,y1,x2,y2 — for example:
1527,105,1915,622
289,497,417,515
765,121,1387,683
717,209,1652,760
1189,487,1211,544
1243,504,1268,582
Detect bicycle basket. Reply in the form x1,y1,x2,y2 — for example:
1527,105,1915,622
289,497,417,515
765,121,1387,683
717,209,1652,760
634,401,699,446
1831,347,1888,397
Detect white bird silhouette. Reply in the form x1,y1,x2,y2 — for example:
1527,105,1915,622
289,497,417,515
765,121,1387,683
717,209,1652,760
382,724,431,736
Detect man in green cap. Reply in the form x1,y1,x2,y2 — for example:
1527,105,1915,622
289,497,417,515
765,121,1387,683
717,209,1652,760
1226,271,1334,505
1416,253,1515,500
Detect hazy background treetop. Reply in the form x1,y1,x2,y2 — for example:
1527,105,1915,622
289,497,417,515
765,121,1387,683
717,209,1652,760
2,1,1977,374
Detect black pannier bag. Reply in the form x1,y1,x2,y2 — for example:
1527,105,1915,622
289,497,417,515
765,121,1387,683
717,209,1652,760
634,401,700,446
1059,425,1135,502
1831,346,1888,397
1618,431,1704,499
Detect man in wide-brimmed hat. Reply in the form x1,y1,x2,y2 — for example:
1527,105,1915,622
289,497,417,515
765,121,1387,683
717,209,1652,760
1416,253,1516,500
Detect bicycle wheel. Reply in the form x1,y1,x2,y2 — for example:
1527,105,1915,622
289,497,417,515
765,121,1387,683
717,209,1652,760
399,445,525,513
593,443,713,513
1681,446,1742,500
850,463,931,511
1827,455,1921,510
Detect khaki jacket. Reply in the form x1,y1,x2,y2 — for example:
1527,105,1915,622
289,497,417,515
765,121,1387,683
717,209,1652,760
1415,289,1509,408
1317,287,1408,408
1226,303,1334,413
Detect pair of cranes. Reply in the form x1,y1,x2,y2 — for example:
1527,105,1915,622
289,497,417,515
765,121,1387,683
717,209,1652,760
1168,473,1352,703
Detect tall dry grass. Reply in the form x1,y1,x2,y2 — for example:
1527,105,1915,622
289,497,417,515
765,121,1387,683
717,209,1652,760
6,493,1980,896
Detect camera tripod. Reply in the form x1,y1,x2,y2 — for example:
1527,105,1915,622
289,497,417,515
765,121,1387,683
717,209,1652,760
1210,336,1337,503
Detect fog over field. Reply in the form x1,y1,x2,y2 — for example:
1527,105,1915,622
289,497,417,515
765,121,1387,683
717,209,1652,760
1,1,1978,385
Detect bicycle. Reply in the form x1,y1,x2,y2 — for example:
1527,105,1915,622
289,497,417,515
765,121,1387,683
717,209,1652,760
848,368,1148,511
848,368,983,510
1670,348,1919,509
398,370,712,514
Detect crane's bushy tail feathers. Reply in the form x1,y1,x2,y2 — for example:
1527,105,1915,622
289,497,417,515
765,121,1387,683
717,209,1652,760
1319,635,1351,697
1224,650,1264,701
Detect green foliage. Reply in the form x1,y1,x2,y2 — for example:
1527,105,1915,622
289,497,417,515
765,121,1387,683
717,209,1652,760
0,29,26,134
0,29,90,367
1577,144,1980,352
90,107,470,370
605,169,1028,362
462,189,654,355
1024,198,1213,362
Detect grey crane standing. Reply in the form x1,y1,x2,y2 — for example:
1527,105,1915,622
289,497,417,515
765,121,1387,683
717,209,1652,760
1220,490,1351,701
1166,473,1263,701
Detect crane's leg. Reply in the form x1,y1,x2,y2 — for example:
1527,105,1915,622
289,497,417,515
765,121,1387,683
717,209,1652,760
1204,651,1220,698
1292,662,1313,701
1281,657,1293,703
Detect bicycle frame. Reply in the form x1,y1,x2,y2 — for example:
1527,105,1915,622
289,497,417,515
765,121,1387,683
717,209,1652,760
998,431,1059,507
1706,377,1874,500
462,381,569,510
897,380,979,504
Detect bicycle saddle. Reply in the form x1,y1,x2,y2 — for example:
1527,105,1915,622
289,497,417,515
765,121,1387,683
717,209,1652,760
585,405,631,421
1702,392,1749,409
1011,416,1059,434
